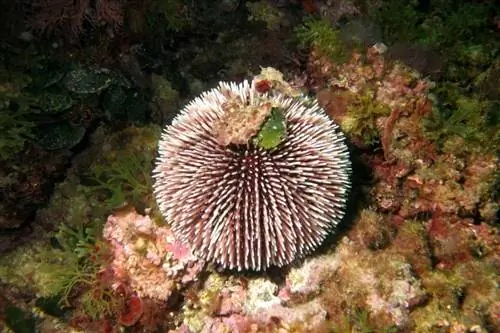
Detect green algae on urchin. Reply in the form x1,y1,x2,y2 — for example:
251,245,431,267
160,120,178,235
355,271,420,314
252,107,287,150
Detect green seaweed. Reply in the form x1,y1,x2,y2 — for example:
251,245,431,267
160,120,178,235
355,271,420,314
129,0,190,35
368,0,499,154
296,17,349,63
341,92,391,145
246,1,283,31
370,0,498,87
0,104,35,160
30,222,121,319
54,223,97,259
0,45,128,160
370,0,493,49
38,223,101,307
88,152,153,208
370,0,423,43
79,286,122,320
150,73,180,123
330,308,397,333
154,0,190,31
419,2,492,49
0,66,36,160
422,84,498,153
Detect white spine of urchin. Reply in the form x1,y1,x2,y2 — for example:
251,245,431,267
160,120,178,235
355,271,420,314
153,79,351,271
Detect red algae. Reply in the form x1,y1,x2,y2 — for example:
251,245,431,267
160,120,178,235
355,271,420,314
119,294,144,326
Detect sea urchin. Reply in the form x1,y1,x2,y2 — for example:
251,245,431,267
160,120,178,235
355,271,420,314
153,76,351,271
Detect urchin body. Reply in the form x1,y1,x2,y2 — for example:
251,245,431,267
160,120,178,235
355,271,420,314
153,80,351,271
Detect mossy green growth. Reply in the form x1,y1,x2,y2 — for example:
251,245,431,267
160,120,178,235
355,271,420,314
37,175,111,234
246,0,283,31
296,17,349,63
151,74,179,104
370,0,498,86
155,0,190,31
329,307,397,333
418,2,493,49
150,73,180,123
422,84,499,154
3,305,36,333
369,0,423,44
340,91,391,145
370,0,493,49
0,66,36,160
129,0,190,34
411,266,492,332
0,103,35,160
